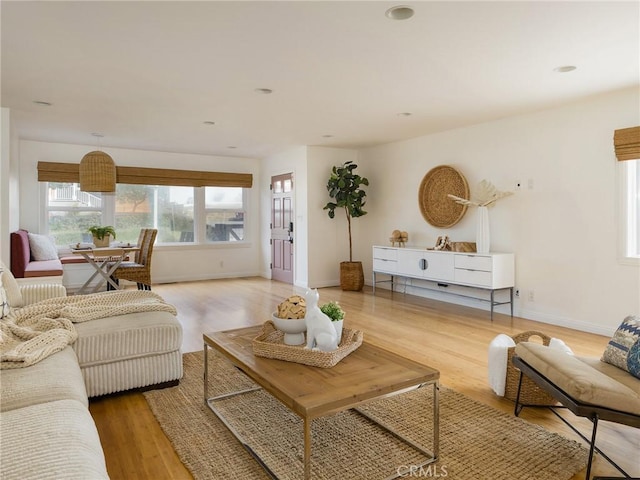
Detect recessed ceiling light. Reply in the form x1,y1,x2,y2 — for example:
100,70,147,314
33,100,52,106
254,88,273,94
553,65,577,73
397,112,412,117
322,134,334,138
91,132,104,138
386,5,414,20
227,146,237,149
203,121,216,125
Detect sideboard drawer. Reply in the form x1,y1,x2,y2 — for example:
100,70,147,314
454,268,492,287
373,258,397,273
454,254,493,272
373,247,398,261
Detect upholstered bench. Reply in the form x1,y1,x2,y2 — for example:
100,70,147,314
74,311,183,397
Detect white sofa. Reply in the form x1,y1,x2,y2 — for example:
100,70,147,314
0,270,183,480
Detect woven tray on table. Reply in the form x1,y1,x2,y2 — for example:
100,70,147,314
504,331,557,405
252,320,364,368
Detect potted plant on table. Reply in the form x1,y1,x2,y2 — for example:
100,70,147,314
88,225,116,248
323,161,369,291
320,300,345,343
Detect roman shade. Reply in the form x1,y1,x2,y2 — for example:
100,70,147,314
37,162,253,188
614,126,640,161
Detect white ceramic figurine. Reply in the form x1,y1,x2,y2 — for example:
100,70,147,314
304,289,338,352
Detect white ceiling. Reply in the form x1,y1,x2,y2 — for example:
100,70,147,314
2,1,638,159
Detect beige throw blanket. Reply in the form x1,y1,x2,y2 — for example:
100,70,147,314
0,291,177,369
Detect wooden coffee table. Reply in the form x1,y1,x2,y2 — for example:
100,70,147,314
203,326,440,480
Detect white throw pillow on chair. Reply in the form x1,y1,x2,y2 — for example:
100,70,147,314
28,233,58,261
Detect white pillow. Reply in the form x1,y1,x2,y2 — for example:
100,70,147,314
0,270,11,319
28,233,59,261
0,263,23,308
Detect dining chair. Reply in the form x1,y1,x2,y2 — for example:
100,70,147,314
110,228,157,290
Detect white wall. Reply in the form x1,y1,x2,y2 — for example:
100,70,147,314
357,87,640,335
17,140,262,284
307,146,359,287
0,108,10,265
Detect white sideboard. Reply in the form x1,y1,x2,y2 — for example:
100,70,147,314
372,246,515,320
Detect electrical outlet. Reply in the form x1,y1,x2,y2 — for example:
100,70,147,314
528,290,535,302
515,289,520,297
220,260,224,268
515,181,522,191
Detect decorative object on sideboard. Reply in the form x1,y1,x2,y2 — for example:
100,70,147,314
389,230,408,247
323,161,369,291
87,225,116,248
448,180,513,254
418,165,469,228
433,235,450,251
449,241,477,253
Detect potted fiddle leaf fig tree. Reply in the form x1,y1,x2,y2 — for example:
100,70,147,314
323,161,369,291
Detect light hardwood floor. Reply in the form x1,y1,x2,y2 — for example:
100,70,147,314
89,278,639,479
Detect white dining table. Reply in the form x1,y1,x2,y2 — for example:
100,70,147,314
72,246,139,294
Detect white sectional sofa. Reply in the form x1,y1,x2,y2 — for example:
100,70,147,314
0,268,183,480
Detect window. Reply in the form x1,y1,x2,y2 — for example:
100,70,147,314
621,160,640,260
115,185,194,244
204,187,244,242
44,183,245,246
45,183,103,245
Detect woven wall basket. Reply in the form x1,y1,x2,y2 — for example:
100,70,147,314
418,165,469,228
340,261,364,291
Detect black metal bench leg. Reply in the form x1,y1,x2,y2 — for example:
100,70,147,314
585,414,598,480
514,371,525,416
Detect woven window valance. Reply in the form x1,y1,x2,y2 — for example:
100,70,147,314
614,126,640,161
37,162,253,188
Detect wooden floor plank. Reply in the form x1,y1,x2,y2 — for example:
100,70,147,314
89,278,639,479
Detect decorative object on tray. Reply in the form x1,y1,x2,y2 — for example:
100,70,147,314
323,161,369,291
418,165,469,228
252,321,363,368
304,289,338,352
272,295,307,345
87,225,116,248
319,299,345,344
448,180,513,254
389,229,408,247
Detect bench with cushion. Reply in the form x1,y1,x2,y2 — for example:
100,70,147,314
512,317,640,480
10,229,63,279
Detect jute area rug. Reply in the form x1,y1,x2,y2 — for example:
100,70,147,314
143,351,587,480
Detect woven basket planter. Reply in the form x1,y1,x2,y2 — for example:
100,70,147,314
340,261,364,291
504,331,557,405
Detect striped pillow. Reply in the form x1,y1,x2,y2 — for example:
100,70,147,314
602,315,640,372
